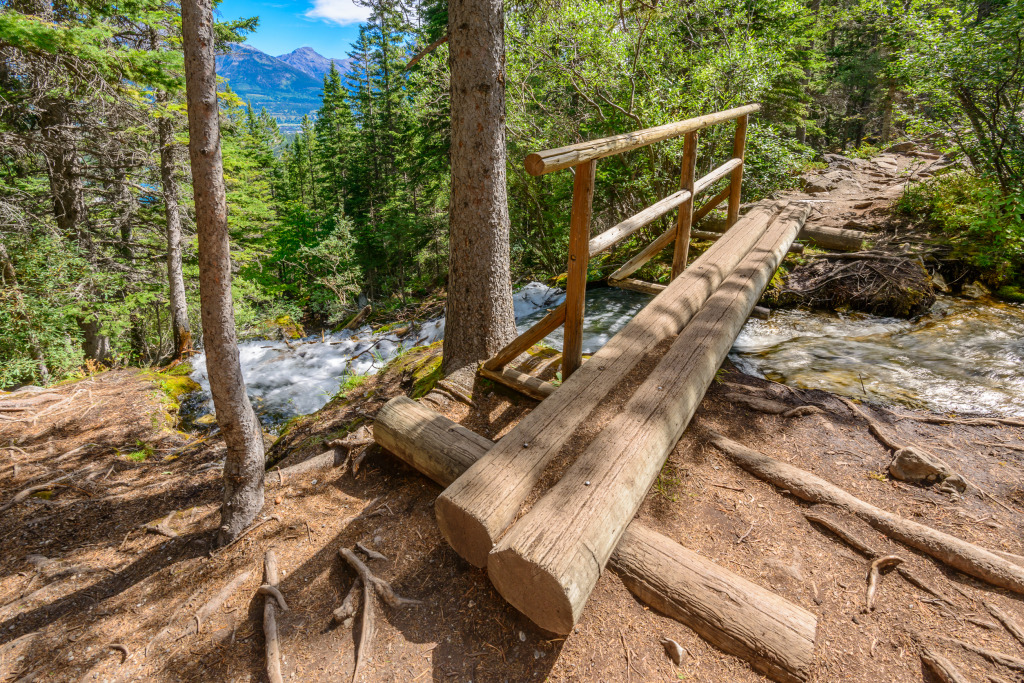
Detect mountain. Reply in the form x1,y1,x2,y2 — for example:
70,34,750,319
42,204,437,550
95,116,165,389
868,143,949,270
277,47,353,81
215,43,348,132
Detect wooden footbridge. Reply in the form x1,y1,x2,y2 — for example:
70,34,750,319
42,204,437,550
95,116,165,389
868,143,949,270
375,106,823,682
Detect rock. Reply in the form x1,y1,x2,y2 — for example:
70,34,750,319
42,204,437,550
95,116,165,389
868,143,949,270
931,271,951,293
884,141,917,153
888,447,966,492
852,201,873,209
802,174,834,193
843,219,870,230
660,637,686,665
962,281,991,298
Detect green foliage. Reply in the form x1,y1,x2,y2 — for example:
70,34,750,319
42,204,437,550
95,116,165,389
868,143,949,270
897,172,1024,282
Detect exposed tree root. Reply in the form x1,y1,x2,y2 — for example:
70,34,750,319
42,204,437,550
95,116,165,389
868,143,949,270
142,511,177,538
920,647,970,683
210,514,282,556
332,578,362,627
986,602,1024,648
865,555,903,612
434,380,477,408
726,393,823,418
108,643,130,664
709,431,1024,595
899,414,1024,428
805,510,951,603
356,542,387,562
931,635,1024,671
263,549,285,683
339,547,422,683
0,482,69,514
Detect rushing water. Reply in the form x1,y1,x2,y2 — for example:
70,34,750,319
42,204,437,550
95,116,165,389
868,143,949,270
187,281,1024,430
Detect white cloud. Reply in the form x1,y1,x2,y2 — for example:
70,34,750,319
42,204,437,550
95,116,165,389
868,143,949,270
305,0,372,25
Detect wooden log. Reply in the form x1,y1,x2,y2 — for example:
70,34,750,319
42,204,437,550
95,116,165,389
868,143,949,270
262,550,284,683
609,278,665,295
671,131,699,278
563,160,596,379
482,303,566,371
692,229,804,254
606,158,742,283
478,366,555,401
525,104,760,176
699,221,863,253
487,203,810,635
437,202,786,567
727,114,748,227
374,396,817,683
344,305,371,330
709,432,1024,596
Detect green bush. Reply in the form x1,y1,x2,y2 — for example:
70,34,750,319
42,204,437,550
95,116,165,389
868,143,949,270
896,171,1024,283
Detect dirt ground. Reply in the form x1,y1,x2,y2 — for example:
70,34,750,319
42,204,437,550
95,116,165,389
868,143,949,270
2,148,1023,683
1,348,1023,683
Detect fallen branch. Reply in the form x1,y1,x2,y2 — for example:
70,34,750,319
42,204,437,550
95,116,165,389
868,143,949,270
263,549,284,683
183,568,253,637
269,449,347,486
865,555,903,612
920,647,969,683
986,602,1024,648
709,431,1024,595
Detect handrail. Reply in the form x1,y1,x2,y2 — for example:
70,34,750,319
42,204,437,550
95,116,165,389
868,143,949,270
588,158,741,256
525,104,760,176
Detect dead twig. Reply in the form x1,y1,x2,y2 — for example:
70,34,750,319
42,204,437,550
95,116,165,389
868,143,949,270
865,555,903,611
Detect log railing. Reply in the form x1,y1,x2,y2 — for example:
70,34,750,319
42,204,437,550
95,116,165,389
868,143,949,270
482,104,759,398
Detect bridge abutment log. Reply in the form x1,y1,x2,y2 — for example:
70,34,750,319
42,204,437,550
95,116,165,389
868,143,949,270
700,216,864,252
435,201,786,568
374,396,817,683
486,203,810,635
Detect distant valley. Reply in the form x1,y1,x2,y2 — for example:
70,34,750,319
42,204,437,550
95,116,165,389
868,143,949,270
216,44,351,133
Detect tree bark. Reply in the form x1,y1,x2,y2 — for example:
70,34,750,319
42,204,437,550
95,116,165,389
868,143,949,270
156,91,193,360
182,0,265,546
442,0,516,374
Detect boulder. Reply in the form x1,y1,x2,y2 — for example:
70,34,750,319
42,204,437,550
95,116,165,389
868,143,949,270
889,447,966,492
884,141,918,153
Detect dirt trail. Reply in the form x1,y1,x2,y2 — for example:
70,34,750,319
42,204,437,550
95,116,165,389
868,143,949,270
2,150,1023,683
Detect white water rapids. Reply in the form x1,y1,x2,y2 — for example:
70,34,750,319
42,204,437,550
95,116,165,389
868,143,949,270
188,283,1024,429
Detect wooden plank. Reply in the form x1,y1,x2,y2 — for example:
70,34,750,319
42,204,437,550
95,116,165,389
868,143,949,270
479,366,555,401
486,203,810,635
482,303,566,371
671,131,698,278
698,221,862,252
606,158,742,283
727,114,749,227
526,104,760,176
435,201,785,568
374,396,817,683
609,278,665,295
692,229,804,254
562,160,596,379
588,189,691,257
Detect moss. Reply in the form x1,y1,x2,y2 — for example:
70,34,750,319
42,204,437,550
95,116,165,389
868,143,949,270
995,285,1024,303
410,348,444,398
144,367,201,412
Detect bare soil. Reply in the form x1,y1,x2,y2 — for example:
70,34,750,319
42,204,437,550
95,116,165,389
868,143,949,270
1,350,1023,682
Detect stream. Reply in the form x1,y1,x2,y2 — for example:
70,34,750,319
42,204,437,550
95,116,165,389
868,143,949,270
187,283,1024,430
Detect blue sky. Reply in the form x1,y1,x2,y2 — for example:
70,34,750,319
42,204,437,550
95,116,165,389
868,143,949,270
217,0,367,58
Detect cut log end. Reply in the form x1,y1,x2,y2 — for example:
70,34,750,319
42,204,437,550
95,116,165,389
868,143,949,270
434,494,493,569
487,546,577,635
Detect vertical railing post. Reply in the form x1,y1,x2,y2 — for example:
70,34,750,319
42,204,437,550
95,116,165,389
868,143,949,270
726,113,749,228
671,131,699,279
562,159,596,379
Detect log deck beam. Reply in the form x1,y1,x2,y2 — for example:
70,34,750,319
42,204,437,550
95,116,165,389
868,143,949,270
374,397,816,683
436,201,787,569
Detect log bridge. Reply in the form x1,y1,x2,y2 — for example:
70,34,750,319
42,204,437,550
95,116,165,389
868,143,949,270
374,105,824,681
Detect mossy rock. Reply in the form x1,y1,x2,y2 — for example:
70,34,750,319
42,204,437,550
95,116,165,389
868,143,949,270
995,285,1024,304
144,365,201,413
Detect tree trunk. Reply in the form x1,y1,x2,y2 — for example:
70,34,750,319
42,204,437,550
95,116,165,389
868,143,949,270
442,0,516,374
38,100,92,260
182,0,266,546
879,82,896,144
157,92,193,360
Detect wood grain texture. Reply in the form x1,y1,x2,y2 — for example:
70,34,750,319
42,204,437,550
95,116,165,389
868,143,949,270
526,104,760,176
486,204,809,634
700,220,863,252
727,114,748,227
478,366,556,401
671,131,699,278
376,397,816,683
562,160,596,379
436,202,786,568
